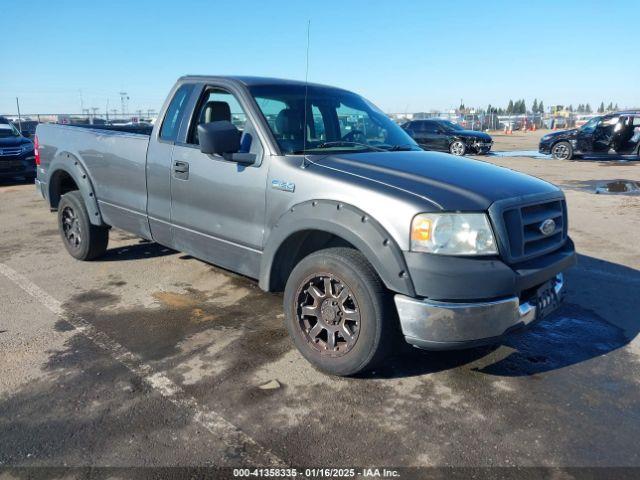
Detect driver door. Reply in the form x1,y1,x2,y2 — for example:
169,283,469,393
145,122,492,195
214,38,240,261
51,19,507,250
576,128,594,154
421,121,443,151
592,116,618,153
169,85,268,278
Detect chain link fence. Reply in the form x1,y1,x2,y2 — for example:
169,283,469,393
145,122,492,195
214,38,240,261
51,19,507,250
2,110,588,140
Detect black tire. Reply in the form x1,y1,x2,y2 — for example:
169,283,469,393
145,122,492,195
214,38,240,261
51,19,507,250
58,190,108,260
283,247,396,376
551,141,574,160
449,140,467,156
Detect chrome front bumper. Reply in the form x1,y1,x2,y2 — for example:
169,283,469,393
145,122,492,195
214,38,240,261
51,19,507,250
394,274,564,350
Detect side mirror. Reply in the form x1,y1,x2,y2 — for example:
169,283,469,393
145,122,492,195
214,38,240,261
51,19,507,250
197,121,256,165
198,121,241,155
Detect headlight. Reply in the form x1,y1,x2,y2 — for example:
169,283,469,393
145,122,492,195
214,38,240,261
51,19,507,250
411,213,498,255
541,134,552,141
21,143,34,153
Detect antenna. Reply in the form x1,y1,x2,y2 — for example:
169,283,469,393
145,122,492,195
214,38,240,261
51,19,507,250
302,19,311,165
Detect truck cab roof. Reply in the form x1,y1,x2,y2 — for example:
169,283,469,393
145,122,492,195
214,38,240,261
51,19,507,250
178,75,349,92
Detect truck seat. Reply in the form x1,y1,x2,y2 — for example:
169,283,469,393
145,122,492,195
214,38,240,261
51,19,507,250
275,108,304,152
202,101,231,123
275,109,304,139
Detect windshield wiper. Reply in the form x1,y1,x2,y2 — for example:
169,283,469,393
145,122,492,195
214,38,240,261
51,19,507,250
315,141,386,152
386,144,416,151
290,142,404,155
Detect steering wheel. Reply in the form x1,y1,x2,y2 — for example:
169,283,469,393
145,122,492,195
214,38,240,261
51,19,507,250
342,129,367,143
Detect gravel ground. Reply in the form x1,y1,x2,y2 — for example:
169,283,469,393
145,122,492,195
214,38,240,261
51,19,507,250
0,133,639,474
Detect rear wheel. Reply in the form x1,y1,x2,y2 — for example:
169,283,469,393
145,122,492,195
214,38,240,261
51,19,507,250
283,247,394,376
551,141,574,160
449,140,467,156
58,191,108,260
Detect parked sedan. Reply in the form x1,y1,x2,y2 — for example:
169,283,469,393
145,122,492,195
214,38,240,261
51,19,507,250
402,119,493,155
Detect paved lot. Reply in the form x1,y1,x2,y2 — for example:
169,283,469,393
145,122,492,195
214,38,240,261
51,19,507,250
1,133,639,469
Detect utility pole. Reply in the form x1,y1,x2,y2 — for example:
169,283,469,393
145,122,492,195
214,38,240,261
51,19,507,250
91,107,99,124
79,89,84,115
106,98,109,122
119,91,129,118
15,97,22,132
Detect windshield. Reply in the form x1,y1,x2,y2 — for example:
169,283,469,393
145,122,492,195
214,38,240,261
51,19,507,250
0,123,21,138
250,84,420,154
438,120,464,131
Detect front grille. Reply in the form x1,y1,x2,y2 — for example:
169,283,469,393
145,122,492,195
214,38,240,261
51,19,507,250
0,147,22,157
490,194,568,263
503,200,567,261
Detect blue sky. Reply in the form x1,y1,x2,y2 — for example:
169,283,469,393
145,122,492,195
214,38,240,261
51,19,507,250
2,0,639,115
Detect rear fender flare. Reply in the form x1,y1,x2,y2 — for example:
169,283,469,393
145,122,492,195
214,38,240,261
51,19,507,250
259,200,415,297
48,152,103,226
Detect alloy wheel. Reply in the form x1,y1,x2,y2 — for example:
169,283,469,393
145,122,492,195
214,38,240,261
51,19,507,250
61,206,82,249
552,143,570,160
450,141,465,155
295,274,361,356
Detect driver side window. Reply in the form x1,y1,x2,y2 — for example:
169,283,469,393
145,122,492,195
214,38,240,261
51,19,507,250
582,118,600,134
423,122,439,134
188,88,261,156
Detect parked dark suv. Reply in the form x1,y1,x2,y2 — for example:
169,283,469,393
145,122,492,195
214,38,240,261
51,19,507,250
402,119,493,156
539,112,640,160
0,117,36,180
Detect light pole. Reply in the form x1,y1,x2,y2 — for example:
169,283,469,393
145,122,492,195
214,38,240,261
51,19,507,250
119,91,129,118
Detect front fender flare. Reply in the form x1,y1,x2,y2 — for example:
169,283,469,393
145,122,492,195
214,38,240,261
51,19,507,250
259,200,415,297
48,152,103,226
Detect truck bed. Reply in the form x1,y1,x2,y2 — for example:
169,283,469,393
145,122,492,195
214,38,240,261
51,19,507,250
36,123,152,237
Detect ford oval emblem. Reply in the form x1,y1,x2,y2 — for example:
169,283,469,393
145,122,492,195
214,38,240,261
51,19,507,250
539,218,556,236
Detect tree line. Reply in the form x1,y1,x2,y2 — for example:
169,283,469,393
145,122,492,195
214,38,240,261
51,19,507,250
461,99,619,115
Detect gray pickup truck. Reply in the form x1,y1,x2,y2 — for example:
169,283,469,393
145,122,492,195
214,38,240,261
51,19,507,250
35,76,576,375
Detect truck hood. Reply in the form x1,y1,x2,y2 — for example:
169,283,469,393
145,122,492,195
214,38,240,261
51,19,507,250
312,150,559,211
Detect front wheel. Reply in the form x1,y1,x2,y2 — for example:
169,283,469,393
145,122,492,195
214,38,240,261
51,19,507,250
283,247,395,376
449,140,467,156
551,141,574,160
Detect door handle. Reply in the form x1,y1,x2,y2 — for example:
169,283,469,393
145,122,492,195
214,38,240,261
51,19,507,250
173,161,189,174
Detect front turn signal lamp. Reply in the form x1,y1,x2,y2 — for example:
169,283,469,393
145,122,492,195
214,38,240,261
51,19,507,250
410,213,498,255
